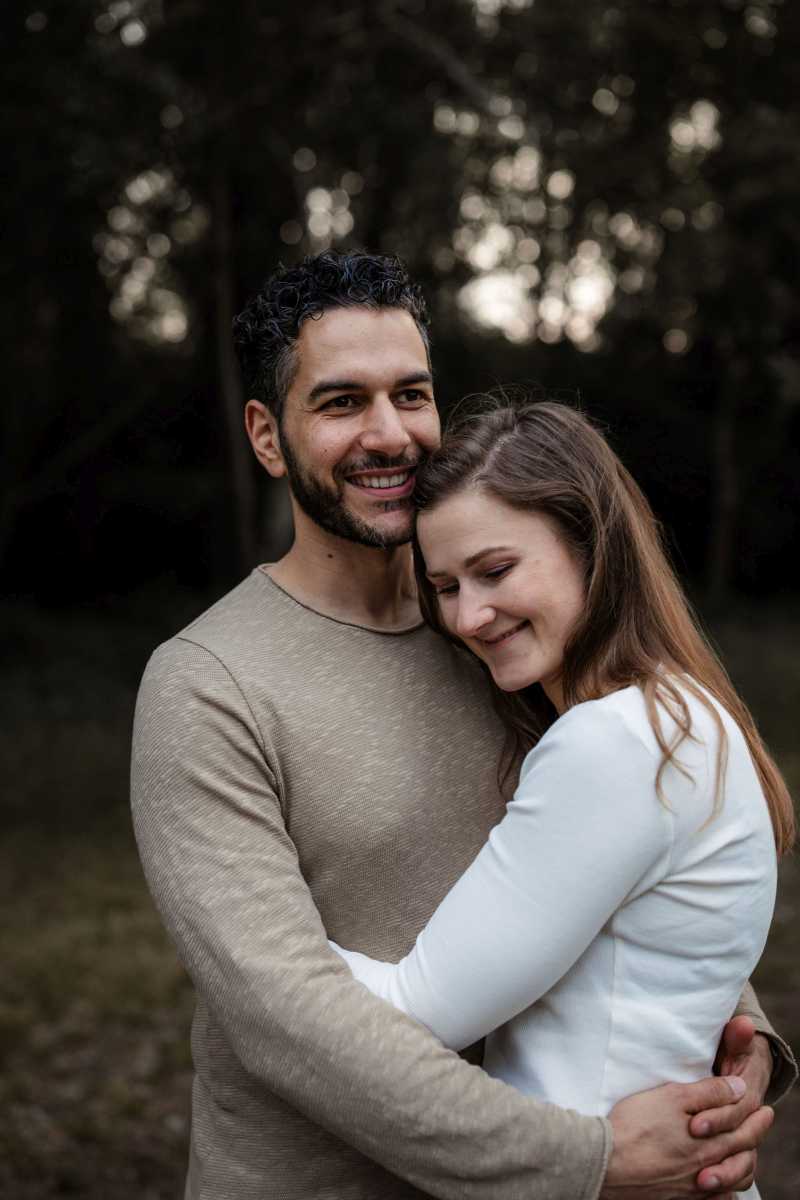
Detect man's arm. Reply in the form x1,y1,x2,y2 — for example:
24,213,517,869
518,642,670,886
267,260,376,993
131,638,771,1200
131,637,608,1200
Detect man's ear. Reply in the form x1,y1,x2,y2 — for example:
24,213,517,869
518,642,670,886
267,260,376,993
245,399,286,479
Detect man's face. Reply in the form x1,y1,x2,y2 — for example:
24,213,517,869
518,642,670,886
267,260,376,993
277,307,441,548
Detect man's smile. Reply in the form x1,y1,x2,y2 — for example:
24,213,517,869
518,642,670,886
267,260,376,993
345,466,417,499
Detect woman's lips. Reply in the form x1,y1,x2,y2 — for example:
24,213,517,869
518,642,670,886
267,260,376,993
480,620,529,648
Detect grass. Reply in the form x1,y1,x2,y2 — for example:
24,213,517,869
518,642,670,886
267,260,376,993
0,595,198,1199
0,597,797,1198
0,818,195,1199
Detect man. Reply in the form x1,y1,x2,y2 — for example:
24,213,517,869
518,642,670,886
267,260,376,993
131,250,795,1200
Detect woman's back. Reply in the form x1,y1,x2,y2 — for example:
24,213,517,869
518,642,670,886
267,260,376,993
483,683,777,1114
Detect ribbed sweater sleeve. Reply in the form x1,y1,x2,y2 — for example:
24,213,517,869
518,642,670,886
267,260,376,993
732,983,798,1104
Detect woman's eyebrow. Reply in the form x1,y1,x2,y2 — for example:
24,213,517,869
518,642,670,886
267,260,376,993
426,546,513,578
463,546,513,568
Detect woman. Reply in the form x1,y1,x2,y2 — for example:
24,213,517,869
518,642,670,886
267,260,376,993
331,400,794,1146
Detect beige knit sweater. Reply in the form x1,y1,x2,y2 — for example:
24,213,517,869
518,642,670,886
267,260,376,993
131,569,791,1200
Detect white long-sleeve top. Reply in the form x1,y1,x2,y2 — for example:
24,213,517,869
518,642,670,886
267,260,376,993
334,683,777,1118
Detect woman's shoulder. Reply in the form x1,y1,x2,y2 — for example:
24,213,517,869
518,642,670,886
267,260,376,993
547,677,732,750
513,688,677,843
520,686,658,783
555,684,655,745
519,678,733,784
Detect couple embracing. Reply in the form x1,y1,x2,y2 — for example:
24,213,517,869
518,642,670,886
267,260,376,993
132,250,796,1200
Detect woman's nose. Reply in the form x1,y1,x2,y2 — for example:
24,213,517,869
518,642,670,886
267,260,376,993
454,592,495,639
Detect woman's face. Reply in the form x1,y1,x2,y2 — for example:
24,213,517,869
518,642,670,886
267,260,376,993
417,489,586,710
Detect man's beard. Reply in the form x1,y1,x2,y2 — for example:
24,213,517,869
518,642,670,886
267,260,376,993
280,432,423,550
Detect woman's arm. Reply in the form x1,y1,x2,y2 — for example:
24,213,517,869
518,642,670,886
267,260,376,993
333,701,673,1049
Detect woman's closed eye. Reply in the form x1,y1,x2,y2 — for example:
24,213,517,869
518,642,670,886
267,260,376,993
434,564,513,596
485,564,513,582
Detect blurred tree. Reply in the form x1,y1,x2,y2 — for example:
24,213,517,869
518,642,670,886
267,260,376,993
5,0,799,599
437,0,800,601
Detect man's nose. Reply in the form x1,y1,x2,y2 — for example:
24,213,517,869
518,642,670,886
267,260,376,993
360,396,413,457
454,591,495,639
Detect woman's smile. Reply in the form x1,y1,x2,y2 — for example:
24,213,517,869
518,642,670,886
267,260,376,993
478,619,531,648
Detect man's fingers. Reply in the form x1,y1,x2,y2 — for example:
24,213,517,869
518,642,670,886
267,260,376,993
682,1074,747,1116
697,1149,756,1193
698,1106,773,1173
689,1093,759,1138
718,1015,756,1063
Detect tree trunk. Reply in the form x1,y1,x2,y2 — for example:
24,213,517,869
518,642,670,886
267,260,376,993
707,378,740,606
212,161,259,572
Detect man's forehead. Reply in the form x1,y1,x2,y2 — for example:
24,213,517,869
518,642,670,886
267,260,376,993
293,306,429,382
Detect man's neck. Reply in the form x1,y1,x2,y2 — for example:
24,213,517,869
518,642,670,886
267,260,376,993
266,519,421,633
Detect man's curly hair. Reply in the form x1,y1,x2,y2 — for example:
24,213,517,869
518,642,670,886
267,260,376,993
232,250,431,422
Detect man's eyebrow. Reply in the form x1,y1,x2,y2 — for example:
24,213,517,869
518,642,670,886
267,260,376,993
395,371,434,388
307,371,434,404
426,546,513,578
307,379,362,402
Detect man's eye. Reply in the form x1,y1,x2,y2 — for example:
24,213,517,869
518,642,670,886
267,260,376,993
398,389,429,405
326,395,358,410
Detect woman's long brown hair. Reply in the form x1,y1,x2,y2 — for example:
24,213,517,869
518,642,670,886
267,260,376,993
413,398,795,856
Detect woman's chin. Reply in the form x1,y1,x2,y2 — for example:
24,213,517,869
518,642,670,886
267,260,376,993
491,668,540,693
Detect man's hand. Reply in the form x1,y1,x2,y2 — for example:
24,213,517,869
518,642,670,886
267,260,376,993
602,1074,774,1199
709,1017,773,1115
686,1017,773,1194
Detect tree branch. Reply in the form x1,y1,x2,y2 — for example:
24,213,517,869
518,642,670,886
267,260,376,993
378,1,497,115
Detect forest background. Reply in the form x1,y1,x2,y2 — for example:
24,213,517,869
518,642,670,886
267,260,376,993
2,1,798,1196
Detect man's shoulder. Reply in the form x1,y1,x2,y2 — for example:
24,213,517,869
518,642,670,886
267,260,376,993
139,569,293,689
176,568,273,643
139,571,495,715
167,568,304,656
